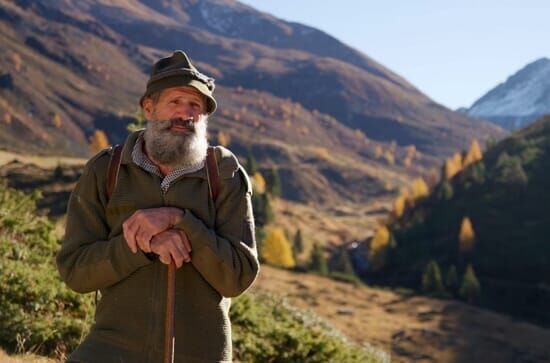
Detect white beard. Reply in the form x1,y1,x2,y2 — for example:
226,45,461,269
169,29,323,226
143,114,209,170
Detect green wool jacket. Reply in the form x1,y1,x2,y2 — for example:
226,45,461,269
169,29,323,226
56,131,260,363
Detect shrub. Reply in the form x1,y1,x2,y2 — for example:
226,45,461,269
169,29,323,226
231,292,386,362
0,180,93,358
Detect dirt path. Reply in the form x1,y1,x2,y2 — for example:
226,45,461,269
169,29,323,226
252,265,550,363
0,150,86,168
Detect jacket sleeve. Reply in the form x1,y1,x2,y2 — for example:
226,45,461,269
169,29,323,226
174,161,260,298
56,152,152,293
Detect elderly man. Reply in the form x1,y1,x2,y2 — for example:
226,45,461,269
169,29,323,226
57,50,260,362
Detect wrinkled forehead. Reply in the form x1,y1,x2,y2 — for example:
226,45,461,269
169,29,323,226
161,86,205,102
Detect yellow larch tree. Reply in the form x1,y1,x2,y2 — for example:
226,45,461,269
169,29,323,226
52,114,62,128
383,150,395,165
463,139,483,167
315,147,330,161
459,216,476,252
374,145,383,159
392,193,407,219
261,228,295,268
89,129,110,154
11,52,22,72
217,130,231,147
445,152,463,179
251,172,266,194
403,145,416,168
3,112,12,124
368,225,391,271
411,177,429,200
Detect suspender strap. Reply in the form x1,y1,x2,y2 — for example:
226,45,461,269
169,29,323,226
106,144,123,200
206,146,220,201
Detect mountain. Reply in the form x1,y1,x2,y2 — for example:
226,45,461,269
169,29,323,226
371,115,550,325
468,58,550,129
0,0,503,205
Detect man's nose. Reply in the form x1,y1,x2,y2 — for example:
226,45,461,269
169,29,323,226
173,104,194,119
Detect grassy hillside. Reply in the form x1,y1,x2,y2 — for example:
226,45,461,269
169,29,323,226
373,115,550,325
253,265,550,363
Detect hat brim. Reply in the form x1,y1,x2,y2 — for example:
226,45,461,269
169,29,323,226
140,76,217,114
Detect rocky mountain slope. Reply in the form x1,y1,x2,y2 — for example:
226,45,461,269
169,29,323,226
468,58,550,129
0,0,504,205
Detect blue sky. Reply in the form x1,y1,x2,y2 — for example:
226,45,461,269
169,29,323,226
238,0,550,110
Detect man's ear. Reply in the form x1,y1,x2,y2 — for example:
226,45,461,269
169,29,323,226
142,97,154,119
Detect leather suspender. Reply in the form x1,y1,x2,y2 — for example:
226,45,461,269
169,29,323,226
106,144,123,200
205,146,220,201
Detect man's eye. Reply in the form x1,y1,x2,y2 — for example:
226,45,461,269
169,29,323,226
170,99,179,105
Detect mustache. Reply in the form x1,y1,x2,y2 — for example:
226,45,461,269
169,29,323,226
156,117,196,132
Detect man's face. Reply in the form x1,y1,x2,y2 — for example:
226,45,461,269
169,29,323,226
142,86,209,169
142,86,206,130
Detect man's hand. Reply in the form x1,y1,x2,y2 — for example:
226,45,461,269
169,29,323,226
150,229,192,268
122,207,185,253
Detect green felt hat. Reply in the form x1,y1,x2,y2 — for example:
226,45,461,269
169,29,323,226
140,50,217,114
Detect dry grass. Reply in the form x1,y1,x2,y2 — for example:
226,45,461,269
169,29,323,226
0,150,86,168
0,349,58,363
252,265,550,363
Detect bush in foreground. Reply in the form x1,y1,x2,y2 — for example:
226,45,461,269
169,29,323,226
231,292,388,363
0,179,93,358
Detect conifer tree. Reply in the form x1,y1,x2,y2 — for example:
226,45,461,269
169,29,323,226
493,152,528,186
293,229,304,255
261,228,295,268
266,167,282,197
467,161,486,185
459,264,481,303
446,264,459,293
422,260,445,296
252,193,273,227
255,227,266,261
245,154,258,175
309,243,328,275
53,164,64,180
334,248,354,275
436,179,454,200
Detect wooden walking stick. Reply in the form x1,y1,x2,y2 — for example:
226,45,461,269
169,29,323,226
164,260,176,363
163,146,219,363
